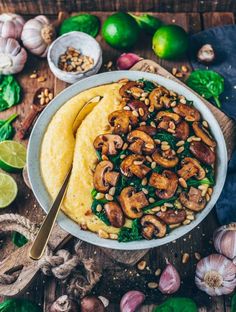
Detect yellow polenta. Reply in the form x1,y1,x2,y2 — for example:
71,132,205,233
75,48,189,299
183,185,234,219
40,82,129,234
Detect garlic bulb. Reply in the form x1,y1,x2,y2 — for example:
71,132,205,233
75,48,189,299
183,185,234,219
213,223,236,263
0,37,27,74
0,13,25,40
159,260,181,294
21,15,55,57
195,254,236,296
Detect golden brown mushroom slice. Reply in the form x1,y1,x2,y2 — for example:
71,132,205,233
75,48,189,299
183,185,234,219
149,86,170,110
127,100,149,120
119,81,144,98
93,160,120,192
136,125,157,136
120,154,151,179
156,111,181,123
190,141,216,165
141,215,167,239
108,110,138,134
104,202,125,228
192,122,216,147
127,130,155,155
156,209,186,224
173,103,201,122
152,149,179,168
174,121,190,140
177,157,206,181
179,187,206,211
93,134,123,155
149,170,178,199
118,186,148,219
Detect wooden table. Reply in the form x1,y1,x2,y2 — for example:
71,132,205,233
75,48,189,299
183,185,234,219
0,11,235,311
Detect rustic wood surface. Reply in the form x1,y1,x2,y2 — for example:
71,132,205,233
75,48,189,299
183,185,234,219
0,11,235,312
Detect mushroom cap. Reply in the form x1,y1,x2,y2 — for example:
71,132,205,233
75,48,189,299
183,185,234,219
127,130,155,154
156,111,181,123
156,209,186,224
149,86,169,110
178,157,206,180
119,81,143,98
192,122,216,147
155,170,178,199
173,103,200,121
152,149,179,168
104,201,125,228
190,141,216,165
93,160,114,192
179,187,206,211
108,110,138,134
174,120,190,140
136,125,157,136
93,134,124,155
141,215,167,239
120,154,151,179
127,100,149,120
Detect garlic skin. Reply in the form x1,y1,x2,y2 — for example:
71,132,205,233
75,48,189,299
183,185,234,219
0,37,27,74
117,53,142,70
50,295,79,312
214,223,236,263
21,15,55,57
195,254,236,296
120,290,145,312
0,13,25,40
197,44,215,64
159,260,181,294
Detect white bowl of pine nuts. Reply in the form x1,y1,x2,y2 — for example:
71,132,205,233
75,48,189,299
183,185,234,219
47,31,102,84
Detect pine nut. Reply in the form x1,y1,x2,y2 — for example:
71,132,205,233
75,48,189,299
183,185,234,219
154,139,161,144
122,143,128,150
164,202,174,208
155,268,161,276
145,98,150,105
141,92,148,98
137,260,147,270
133,160,143,165
109,233,118,240
132,110,139,117
30,73,37,79
187,214,195,220
181,65,188,73
151,206,161,212
139,108,144,116
149,197,155,203
183,219,191,225
192,136,201,141
151,161,157,169
38,76,46,82
185,116,195,122
172,67,177,75
98,229,109,239
182,252,190,264
95,193,104,200
150,121,156,128
161,206,167,212
162,141,169,145
123,106,130,110
176,140,185,147
146,156,152,162
170,101,177,107
139,121,146,126
109,187,116,196
206,193,210,202
148,282,158,289
96,204,102,212
48,93,53,100
142,188,149,195
161,144,170,151
148,106,154,112
194,252,201,260
208,187,213,195
167,128,175,134
120,154,126,159
169,223,181,229
105,194,113,201
180,97,186,104
202,120,208,128
177,146,184,154
145,143,155,149
141,178,148,186
169,121,176,130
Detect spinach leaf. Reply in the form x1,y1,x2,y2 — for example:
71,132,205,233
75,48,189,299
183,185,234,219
0,113,18,141
0,299,41,312
186,70,224,108
0,75,21,111
118,219,142,242
154,131,177,150
187,177,214,187
60,14,100,37
91,198,110,225
130,14,162,35
152,297,198,312
95,150,102,161
12,231,28,247
144,196,177,211
203,164,215,186
91,188,98,199
138,79,156,92
231,293,236,312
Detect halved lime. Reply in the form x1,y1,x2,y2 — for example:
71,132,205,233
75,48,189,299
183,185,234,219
0,141,26,172
0,172,18,208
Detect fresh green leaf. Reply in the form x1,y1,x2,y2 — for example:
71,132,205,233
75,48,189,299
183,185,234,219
12,231,28,247
95,150,102,161
118,219,142,242
130,14,162,35
138,79,156,92
0,113,18,142
231,293,236,312
154,131,177,150
91,198,110,225
187,177,214,187
0,75,21,111
59,14,100,37
152,297,198,312
144,196,177,211
91,188,98,199
186,70,224,108
0,299,41,312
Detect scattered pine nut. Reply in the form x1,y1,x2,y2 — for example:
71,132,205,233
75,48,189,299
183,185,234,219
149,197,155,203
176,140,185,147
109,233,118,240
96,204,102,212
98,229,109,239
177,146,184,154
37,76,46,82
30,73,37,79
172,67,177,75
182,253,190,264
155,268,161,276
95,193,104,200
105,194,113,201
183,219,191,225
109,187,116,196
137,260,147,270
194,252,201,260
148,282,158,289
181,65,188,73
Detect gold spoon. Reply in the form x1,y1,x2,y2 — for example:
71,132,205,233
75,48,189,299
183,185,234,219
29,96,102,260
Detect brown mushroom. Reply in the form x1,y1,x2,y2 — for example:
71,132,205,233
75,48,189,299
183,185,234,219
152,149,179,168
177,157,205,181
93,134,123,155
192,122,216,147
120,155,151,179
127,100,149,120
119,81,143,98
174,121,190,140
149,86,170,110
93,161,120,192
108,110,138,134
156,209,186,224
179,187,206,211
127,130,155,154
118,186,148,219
173,103,200,121
156,111,181,123
104,202,125,228
136,125,157,136
190,141,216,165
141,215,167,239
149,170,178,199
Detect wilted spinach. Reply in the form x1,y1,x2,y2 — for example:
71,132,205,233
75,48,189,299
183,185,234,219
154,131,177,150
91,198,110,225
138,79,156,92
130,14,162,34
0,75,21,111
143,196,177,211
118,219,142,242
12,231,28,247
0,113,18,141
186,70,224,108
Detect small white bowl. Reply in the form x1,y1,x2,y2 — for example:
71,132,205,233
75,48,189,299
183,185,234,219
47,31,102,84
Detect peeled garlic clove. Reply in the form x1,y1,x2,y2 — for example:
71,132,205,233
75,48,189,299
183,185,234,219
195,254,236,296
159,260,181,294
213,223,236,263
197,44,215,64
120,290,145,312
117,53,142,70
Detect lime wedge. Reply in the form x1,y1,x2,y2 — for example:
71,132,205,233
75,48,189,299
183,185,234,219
0,141,26,172
0,172,17,208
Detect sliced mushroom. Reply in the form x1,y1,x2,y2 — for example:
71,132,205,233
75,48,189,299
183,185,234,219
127,130,155,154
174,121,190,140
136,125,157,136
177,157,206,181
192,122,216,147
173,103,200,122
120,155,151,179
93,134,123,155
152,149,179,168
141,215,167,239
127,100,149,120
118,186,148,219
119,81,143,98
93,161,120,192
149,86,169,110
156,209,186,224
190,141,216,165
149,170,178,199
108,110,138,134
156,111,181,123
104,202,125,228
179,187,206,211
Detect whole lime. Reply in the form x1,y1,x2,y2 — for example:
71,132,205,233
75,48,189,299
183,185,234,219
102,12,140,50
152,25,189,59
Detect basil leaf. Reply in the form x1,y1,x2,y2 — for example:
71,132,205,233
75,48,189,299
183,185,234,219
0,299,41,312
130,14,162,35
118,219,142,242
152,297,198,312
186,70,224,108
0,113,18,142
12,232,28,247
0,75,21,112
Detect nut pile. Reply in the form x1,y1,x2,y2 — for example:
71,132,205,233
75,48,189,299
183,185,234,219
58,47,94,73
37,88,54,106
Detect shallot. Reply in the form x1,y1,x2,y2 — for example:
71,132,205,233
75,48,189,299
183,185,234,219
120,290,145,312
158,259,181,294
116,53,142,70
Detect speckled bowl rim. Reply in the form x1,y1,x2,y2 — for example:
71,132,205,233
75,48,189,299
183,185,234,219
27,71,227,250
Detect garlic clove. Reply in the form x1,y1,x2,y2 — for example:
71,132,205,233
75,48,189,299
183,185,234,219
159,259,181,294
117,53,142,70
213,223,236,262
197,44,215,64
120,290,145,312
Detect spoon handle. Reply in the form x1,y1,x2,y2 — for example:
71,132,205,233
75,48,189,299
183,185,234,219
29,167,72,260
18,106,42,140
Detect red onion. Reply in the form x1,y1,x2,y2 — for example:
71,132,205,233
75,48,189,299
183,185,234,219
116,53,142,70
159,259,181,294
120,290,145,312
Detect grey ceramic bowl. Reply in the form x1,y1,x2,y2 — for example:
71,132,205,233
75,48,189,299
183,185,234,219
47,31,102,84
27,71,227,250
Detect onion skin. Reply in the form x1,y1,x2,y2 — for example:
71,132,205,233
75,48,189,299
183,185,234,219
117,53,142,70
159,261,181,294
50,295,79,312
120,290,145,312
